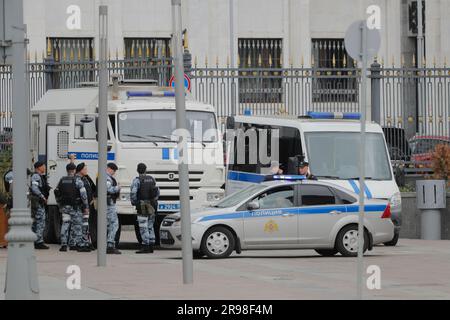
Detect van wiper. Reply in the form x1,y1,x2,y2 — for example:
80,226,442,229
146,135,176,143
122,134,158,146
347,177,378,180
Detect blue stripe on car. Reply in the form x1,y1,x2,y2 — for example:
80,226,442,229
199,204,387,222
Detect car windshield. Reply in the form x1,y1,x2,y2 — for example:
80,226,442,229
118,110,218,142
214,185,266,208
410,138,450,154
305,132,392,180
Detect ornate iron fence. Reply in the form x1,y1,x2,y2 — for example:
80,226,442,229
1,56,449,159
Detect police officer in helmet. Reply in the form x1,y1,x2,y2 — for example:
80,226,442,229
106,163,121,254
30,161,51,250
55,163,91,252
130,163,160,254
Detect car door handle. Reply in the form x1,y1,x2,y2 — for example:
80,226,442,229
330,210,342,215
282,213,295,217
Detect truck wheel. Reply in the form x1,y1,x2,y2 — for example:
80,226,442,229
335,225,369,257
115,223,121,247
134,220,143,245
44,206,60,244
201,226,235,259
383,231,399,246
89,210,97,249
315,249,338,257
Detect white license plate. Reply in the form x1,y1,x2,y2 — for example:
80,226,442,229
158,203,180,211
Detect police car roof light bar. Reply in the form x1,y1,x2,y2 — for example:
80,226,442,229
307,111,361,120
272,175,307,181
126,91,176,98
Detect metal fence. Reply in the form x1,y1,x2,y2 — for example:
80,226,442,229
1,56,450,168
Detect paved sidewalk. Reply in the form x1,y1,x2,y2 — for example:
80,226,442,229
1,233,450,300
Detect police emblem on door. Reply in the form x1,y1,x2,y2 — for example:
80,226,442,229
264,220,279,233
168,173,175,181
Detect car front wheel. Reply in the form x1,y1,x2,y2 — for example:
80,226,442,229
335,225,369,257
201,226,235,259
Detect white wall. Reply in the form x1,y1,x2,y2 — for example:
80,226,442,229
22,0,442,68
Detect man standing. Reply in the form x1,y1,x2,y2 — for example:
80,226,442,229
106,163,121,254
76,162,95,249
30,161,50,249
130,163,160,254
55,163,91,252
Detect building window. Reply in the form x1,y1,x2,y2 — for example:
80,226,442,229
123,38,171,82
311,39,358,103
47,38,94,62
238,38,282,104
124,38,171,60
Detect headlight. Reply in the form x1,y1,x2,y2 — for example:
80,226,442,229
207,193,224,202
389,192,402,212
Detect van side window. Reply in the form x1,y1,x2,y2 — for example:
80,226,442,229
74,115,96,140
300,185,336,206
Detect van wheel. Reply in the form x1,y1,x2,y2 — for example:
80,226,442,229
315,249,338,257
201,226,235,259
44,206,60,244
336,225,369,257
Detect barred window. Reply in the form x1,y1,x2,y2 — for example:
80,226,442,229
124,38,171,60
311,39,358,103
47,38,94,62
238,39,282,104
124,38,171,81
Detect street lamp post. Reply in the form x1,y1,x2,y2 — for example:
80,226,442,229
171,0,194,284
3,0,40,299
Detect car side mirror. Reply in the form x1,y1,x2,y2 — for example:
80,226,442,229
247,201,260,211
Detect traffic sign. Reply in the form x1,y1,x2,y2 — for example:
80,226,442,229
344,20,381,62
169,73,191,92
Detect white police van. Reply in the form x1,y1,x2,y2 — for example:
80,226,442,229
224,112,402,246
31,79,225,244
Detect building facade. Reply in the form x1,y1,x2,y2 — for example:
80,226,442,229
23,0,450,68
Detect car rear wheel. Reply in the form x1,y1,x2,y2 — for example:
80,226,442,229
383,231,399,246
201,226,235,259
336,225,369,257
315,249,338,257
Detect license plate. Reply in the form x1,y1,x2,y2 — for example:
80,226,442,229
160,230,170,240
158,203,180,211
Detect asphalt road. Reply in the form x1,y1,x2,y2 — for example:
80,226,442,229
1,232,449,300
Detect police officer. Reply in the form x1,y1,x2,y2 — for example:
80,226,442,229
30,161,50,249
106,163,121,254
3,169,14,211
55,163,91,252
76,162,95,249
130,163,160,254
298,159,318,180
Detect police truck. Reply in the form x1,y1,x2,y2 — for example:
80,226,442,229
31,78,225,245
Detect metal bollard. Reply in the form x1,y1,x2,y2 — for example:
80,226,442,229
416,180,447,240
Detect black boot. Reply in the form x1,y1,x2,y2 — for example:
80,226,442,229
69,245,78,251
59,245,68,252
77,246,91,253
34,243,50,250
107,247,122,255
136,244,153,254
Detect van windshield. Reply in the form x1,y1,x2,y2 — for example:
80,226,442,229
118,110,218,142
305,132,392,181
